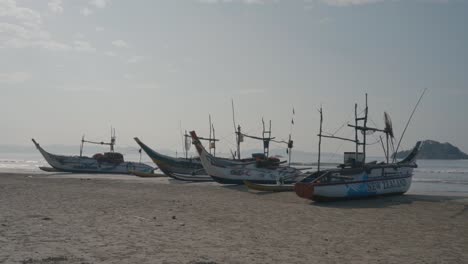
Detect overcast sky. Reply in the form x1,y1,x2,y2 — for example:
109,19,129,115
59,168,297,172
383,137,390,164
1,0,467,157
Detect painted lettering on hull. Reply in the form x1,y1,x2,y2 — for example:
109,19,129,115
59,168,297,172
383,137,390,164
366,178,407,192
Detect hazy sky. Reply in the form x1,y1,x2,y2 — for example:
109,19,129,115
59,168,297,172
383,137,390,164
1,0,467,157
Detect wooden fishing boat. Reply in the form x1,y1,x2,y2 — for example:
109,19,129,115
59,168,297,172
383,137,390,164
134,137,207,177
32,130,154,174
295,93,424,201
190,131,304,184
244,180,295,192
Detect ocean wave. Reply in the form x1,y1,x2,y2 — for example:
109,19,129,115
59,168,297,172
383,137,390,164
415,169,468,174
413,178,468,185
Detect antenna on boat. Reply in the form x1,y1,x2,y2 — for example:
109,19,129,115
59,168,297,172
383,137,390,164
393,88,427,162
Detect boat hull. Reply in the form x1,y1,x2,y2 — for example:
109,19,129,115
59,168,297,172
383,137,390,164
295,167,413,201
134,137,206,177
200,149,304,184
44,156,154,174
189,131,303,185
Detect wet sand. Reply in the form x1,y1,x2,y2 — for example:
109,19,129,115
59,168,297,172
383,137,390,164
0,173,467,264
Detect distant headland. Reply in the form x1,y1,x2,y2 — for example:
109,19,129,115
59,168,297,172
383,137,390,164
395,140,468,160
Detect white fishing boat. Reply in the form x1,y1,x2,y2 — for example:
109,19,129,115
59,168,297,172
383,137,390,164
190,131,304,184
295,93,425,201
32,129,154,174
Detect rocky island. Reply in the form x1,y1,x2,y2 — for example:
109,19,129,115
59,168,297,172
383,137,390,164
395,140,468,160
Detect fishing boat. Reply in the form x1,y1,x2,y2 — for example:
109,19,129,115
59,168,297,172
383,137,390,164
190,131,304,184
134,137,206,177
295,93,424,201
32,129,154,174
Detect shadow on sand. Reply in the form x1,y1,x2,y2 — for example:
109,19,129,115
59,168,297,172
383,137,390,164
220,184,250,193
311,194,468,209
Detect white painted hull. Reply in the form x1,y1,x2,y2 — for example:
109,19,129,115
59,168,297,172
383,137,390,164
190,131,303,184
296,166,414,201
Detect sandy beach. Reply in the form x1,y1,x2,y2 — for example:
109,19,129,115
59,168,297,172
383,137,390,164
0,173,467,264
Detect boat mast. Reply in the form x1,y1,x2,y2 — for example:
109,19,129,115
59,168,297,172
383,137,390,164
363,94,368,164
80,135,85,157
232,99,241,160
262,119,272,158
196,116,220,157
287,134,293,166
350,94,369,166
317,106,323,173
242,119,275,158
386,133,390,163
354,103,358,162
110,127,116,152
212,122,216,157
209,115,212,155
184,130,189,159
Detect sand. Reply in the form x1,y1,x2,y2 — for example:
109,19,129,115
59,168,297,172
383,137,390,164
0,173,467,264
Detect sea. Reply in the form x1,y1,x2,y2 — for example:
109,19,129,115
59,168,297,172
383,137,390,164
1,152,467,197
